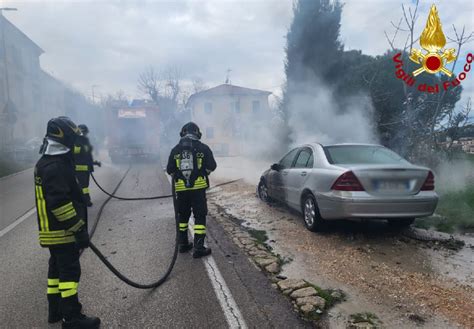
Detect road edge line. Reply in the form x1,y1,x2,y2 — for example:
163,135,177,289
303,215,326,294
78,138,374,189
0,207,36,238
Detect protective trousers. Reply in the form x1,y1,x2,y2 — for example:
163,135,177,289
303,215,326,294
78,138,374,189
76,171,91,203
47,244,82,320
176,189,207,242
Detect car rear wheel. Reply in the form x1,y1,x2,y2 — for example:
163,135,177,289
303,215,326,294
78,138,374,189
302,194,325,232
258,180,272,203
387,218,415,228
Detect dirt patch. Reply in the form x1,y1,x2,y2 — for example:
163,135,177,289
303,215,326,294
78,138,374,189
209,181,474,329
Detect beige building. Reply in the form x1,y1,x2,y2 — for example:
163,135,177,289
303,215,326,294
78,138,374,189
187,84,271,156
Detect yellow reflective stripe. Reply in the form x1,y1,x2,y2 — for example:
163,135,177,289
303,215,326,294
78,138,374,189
82,187,90,194
175,159,180,168
47,287,60,294
48,278,59,286
39,236,76,245
73,146,81,154
75,165,88,171
179,223,188,228
51,202,74,216
37,186,49,231
56,209,77,221
197,158,203,169
194,224,206,234
66,219,85,233
40,230,71,237
59,282,78,290
35,186,44,231
61,289,77,298
174,177,208,191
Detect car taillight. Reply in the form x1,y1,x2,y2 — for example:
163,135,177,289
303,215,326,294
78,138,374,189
331,171,364,191
421,171,435,191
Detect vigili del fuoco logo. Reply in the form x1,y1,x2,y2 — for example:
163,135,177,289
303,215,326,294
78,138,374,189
392,4,472,93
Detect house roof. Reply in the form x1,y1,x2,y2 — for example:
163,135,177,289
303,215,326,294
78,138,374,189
1,14,44,55
187,84,271,104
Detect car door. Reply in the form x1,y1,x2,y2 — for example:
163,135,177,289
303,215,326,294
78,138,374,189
285,148,313,210
269,148,299,202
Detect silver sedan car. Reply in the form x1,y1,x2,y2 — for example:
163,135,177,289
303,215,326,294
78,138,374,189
257,143,438,231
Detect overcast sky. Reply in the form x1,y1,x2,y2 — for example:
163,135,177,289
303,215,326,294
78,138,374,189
4,0,473,107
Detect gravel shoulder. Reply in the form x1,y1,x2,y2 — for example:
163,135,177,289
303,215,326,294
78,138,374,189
207,180,474,329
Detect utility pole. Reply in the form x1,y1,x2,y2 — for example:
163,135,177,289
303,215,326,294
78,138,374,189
91,85,99,104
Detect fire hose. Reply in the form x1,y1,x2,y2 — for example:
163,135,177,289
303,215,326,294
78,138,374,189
86,166,240,289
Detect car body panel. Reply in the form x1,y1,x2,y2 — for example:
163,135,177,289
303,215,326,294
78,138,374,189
260,143,438,220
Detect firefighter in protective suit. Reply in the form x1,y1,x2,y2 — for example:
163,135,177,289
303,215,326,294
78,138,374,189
74,124,100,207
166,122,217,258
35,117,100,329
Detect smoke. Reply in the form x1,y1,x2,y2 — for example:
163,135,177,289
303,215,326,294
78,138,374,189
435,158,474,193
286,79,376,147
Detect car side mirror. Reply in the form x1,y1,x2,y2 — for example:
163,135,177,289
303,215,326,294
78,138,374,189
271,163,281,171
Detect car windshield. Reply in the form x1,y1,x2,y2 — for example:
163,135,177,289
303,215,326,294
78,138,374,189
324,145,409,165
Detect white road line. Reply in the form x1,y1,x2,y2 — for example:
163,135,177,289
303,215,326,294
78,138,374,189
0,167,33,181
189,218,248,329
0,207,36,238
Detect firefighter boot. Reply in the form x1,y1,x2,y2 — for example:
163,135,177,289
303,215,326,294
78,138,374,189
193,234,211,258
48,294,62,323
62,313,101,329
179,231,193,253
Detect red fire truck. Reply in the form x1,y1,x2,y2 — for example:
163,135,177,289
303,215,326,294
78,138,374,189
106,100,160,163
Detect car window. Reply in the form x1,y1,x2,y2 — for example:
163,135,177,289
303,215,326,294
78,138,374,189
279,148,299,168
294,148,312,168
324,145,410,165
306,153,314,168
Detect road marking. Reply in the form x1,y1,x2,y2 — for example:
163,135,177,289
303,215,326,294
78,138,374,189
189,218,248,329
0,167,33,181
164,174,246,327
0,207,36,238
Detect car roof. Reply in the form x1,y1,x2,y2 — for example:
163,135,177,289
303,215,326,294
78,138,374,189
302,142,383,148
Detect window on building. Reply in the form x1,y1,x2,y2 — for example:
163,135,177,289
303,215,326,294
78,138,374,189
252,100,260,113
204,102,213,114
232,101,240,113
206,127,214,139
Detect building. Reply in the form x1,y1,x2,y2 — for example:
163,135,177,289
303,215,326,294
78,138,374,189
0,13,95,152
459,137,474,154
0,12,44,148
186,84,271,156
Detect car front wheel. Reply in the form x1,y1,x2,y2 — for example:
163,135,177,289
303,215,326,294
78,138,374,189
303,194,325,232
258,180,272,203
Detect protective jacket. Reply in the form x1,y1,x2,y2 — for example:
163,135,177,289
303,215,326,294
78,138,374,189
166,137,217,192
73,135,94,173
34,154,86,247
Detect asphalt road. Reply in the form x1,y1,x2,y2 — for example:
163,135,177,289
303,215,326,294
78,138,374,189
0,162,309,329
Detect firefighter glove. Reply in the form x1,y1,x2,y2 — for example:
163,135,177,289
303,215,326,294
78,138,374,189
74,227,90,249
93,161,102,167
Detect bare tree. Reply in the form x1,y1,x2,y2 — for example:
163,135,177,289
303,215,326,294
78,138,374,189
191,77,208,94
138,67,160,102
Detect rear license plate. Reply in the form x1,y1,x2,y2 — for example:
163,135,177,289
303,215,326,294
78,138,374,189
373,180,409,192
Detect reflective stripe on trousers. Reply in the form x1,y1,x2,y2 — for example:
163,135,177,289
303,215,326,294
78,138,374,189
59,281,79,298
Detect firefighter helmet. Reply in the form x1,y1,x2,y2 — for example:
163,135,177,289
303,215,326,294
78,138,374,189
180,122,202,139
46,116,81,149
78,124,89,135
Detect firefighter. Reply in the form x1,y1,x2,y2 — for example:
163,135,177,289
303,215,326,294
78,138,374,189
35,117,100,328
74,124,100,207
166,122,217,258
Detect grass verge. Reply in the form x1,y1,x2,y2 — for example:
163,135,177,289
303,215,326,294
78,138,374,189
415,184,474,233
